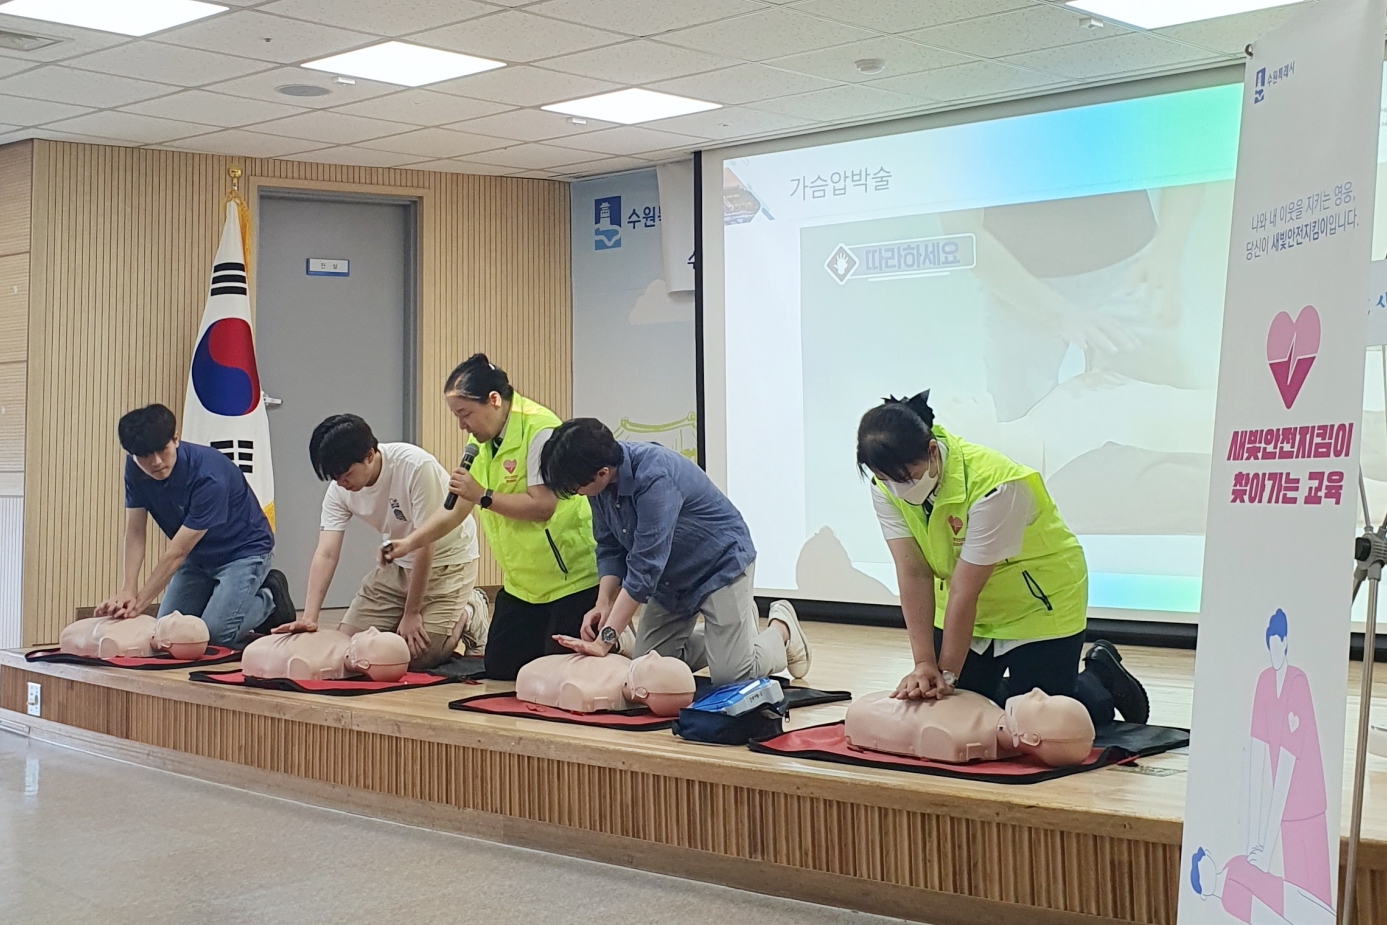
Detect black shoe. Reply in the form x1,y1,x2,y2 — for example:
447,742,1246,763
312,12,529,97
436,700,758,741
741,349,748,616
1084,639,1150,725
259,569,296,632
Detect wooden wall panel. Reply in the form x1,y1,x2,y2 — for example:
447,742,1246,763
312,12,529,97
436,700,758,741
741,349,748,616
22,140,571,644
0,141,31,258
0,254,29,364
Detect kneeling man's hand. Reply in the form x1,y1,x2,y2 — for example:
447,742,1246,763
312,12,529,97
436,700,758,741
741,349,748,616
271,619,319,635
95,592,139,619
553,634,610,657
398,611,430,657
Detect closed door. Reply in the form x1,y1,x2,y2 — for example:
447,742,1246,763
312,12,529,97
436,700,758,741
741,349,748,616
256,194,415,608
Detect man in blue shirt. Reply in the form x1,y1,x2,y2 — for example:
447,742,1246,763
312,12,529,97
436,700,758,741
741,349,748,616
96,404,292,646
540,418,811,686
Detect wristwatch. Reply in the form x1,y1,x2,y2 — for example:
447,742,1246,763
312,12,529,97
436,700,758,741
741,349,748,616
478,489,494,509
940,669,958,687
599,625,621,655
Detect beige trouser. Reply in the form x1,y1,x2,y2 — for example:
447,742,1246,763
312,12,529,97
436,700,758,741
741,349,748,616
340,559,478,670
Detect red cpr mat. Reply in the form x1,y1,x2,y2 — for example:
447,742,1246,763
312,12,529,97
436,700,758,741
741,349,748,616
748,720,1188,785
24,646,240,670
449,692,675,730
188,669,457,696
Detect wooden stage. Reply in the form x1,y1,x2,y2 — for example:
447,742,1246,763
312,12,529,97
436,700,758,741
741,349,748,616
3,622,1387,925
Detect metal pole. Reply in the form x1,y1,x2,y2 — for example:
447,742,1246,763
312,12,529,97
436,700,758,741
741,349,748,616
1341,567,1379,925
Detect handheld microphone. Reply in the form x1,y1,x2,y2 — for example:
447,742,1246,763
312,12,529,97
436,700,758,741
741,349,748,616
442,443,480,510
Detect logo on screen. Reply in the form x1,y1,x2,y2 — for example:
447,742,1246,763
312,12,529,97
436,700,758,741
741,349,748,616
1266,305,1319,409
594,196,621,250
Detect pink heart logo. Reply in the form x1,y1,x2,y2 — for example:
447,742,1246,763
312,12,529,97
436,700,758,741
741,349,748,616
1266,305,1320,409
503,459,516,474
948,516,963,535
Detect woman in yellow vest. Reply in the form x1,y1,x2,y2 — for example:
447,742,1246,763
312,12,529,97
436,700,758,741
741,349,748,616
383,355,601,679
855,391,1149,726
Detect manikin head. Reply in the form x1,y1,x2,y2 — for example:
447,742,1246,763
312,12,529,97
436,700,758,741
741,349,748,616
622,652,696,716
118,403,179,481
443,353,513,444
309,414,383,492
1266,608,1289,670
344,628,411,681
1001,689,1095,767
1189,847,1218,899
153,611,209,659
540,418,625,498
855,391,945,506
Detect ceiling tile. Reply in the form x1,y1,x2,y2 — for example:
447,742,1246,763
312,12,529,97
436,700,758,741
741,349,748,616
1000,32,1225,81
158,10,374,65
768,36,972,83
467,141,609,170
1156,7,1304,56
429,65,620,106
164,128,328,158
529,0,762,37
0,56,32,79
258,0,493,37
0,92,89,125
68,42,271,86
122,89,307,126
358,127,510,158
790,0,1033,34
204,66,398,108
551,124,701,156
659,8,874,60
330,89,513,125
904,5,1128,59
44,110,214,143
415,10,626,64
405,158,524,175
447,107,607,141
0,14,126,63
649,63,837,105
0,65,173,107
251,109,404,143
541,39,737,84
555,154,654,176
751,82,920,121
651,104,814,140
28,128,132,146
867,59,1067,103
283,145,423,167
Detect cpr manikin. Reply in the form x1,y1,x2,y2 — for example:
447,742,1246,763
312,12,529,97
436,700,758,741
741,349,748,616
844,687,1095,766
516,651,696,717
59,611,215,660
242,627,411,681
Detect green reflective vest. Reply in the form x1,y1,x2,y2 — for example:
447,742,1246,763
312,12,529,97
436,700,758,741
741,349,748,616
876,427,1087,640
470,395,598,604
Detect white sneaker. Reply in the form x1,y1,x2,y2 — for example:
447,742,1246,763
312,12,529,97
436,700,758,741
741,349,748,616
616,625,637,656
457,588,491,657
769,600,810,680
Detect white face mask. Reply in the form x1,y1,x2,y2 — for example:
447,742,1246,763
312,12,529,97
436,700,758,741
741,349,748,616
883,443,945,506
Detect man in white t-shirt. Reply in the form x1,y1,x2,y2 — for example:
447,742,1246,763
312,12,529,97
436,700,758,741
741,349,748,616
273,414,485,670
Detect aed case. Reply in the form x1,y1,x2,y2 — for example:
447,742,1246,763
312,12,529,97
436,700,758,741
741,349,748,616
690,678,784,716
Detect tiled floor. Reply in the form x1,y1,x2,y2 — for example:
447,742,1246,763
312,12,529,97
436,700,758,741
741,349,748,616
0,730,906,925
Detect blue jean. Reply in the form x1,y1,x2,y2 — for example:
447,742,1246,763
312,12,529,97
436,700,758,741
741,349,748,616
159,554,274,647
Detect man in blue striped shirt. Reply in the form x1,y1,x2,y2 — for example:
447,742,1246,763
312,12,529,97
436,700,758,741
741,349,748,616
540,418,811,686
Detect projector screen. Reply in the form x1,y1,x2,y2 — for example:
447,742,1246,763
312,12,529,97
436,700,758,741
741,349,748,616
703,71,1387,622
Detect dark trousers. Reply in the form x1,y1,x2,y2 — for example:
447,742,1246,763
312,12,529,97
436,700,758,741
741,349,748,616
484,584,599,681
933,628,1114,728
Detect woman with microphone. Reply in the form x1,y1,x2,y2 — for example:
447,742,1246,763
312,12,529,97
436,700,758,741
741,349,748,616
382,355,601,679
855,390,1149,727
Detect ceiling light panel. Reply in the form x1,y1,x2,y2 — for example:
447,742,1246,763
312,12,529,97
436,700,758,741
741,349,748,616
542,88,719,125
1064,0,1303,30
0,0,226,37
302,41,504,88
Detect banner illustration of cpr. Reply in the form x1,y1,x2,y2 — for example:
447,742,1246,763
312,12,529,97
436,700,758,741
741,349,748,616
1178,2,1383,923
182,199,276,529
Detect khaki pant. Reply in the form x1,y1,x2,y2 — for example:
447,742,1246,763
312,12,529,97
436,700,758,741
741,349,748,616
340,559,478,670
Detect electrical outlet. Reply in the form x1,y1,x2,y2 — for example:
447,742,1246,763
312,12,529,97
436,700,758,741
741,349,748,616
25,682,40,717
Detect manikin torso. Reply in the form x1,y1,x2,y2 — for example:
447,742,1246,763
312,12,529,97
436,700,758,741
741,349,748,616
241,628,412,682
517,653,636,713
242,630,354,681
845,688,1096,767
515,651,698,716
60,615,159,658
